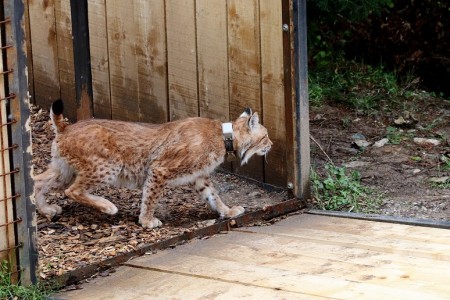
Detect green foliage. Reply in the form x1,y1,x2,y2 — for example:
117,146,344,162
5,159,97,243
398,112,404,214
309,60,400,112
385,126,403,144
307,0,395,69
308,0,394,23
0,261,57,300
311,164,383,213
439,155,450,172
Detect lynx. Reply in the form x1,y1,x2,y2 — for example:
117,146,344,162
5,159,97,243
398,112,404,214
34,100,272,229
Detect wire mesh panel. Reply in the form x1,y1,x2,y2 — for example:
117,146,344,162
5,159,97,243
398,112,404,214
0,0,36,285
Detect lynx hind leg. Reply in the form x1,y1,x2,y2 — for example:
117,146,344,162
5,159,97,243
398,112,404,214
34,168,65,219
194,177,245,218
65,175,118,215
138,170,167,229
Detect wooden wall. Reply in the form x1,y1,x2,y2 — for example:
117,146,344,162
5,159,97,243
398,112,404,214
27,0,289,186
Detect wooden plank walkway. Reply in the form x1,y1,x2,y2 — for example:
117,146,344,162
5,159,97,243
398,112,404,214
59,214,450,299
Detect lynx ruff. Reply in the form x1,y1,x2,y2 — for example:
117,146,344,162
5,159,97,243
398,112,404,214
34,100,272,229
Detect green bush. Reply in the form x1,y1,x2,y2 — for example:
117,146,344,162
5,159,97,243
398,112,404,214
311,164,383,213
309,60,400,112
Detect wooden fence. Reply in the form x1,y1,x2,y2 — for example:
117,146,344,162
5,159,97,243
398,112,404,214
27,0,292,187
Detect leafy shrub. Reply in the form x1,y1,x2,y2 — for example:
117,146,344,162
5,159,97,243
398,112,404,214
311,164,383,213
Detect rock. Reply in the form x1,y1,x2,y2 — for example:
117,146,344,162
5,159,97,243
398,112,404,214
248,191,262,198
413,138,441,146
351,133,366,140
412,169,421,174
429,177,449,184
394,111,418,128
343,161,370,168
373,138,389,148
352,139,371,149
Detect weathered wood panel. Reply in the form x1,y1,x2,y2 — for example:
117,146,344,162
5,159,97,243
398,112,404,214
166,0,198,120
228,0,263,181
54,0,76,120
0,35,15,268
27,0,292,187
134,0,168,123
28,0,60,110
196,0,229,122
260,0,286,186
106,0,168,123
88,0,111,119
106,0,139,121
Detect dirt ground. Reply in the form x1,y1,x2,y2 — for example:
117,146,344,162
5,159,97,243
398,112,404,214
31,106,288,279
309,96,450,221
31,97,450,279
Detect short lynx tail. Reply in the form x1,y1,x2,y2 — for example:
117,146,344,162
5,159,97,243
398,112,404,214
50,99,66,134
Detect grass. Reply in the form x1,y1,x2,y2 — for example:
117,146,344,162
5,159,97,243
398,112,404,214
311,164,383,213
0,261,57,300
309,60,401,112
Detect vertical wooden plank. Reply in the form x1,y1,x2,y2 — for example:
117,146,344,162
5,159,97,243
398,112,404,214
88,0,109,119
7,0,38,283
166,0,198,120
27,0,60,110
88,0,111,119
260,0,286,186
293,0,310,199
228,0,263,181
55,0,77,120
134,0,168,123
106,0,168,123
0,24,15,272
106,0,139,121
23,0,34,104
196,0,229,122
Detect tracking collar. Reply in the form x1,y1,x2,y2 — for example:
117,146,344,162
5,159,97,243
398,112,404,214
222,123,236,161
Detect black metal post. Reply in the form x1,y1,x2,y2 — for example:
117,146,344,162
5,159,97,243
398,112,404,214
293,0,310,199
70,0,93,120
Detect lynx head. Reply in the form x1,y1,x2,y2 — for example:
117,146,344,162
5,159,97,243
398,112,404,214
233,108,273,165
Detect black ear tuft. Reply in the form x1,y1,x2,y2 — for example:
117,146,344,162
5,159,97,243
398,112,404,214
244,107,252,115
52,99,64,115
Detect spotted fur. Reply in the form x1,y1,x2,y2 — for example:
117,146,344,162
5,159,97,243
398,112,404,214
34,101,272,229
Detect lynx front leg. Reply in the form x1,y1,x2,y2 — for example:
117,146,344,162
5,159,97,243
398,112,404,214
195,177,245,218
139,170,165,229
34,168,64,219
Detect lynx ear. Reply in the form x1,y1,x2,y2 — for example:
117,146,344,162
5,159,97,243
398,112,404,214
248,112,259,131
240,107,252,118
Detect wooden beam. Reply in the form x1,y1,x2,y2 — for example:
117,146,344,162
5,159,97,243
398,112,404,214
292,0,310,199
70,0,93,120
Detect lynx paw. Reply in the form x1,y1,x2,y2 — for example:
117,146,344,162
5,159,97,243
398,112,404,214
40,204,63,220
101,203,118,215
225,206,245,218
139,216,163,229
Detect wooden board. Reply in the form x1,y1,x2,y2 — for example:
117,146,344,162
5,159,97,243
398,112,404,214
260,0,286,186
62,214,450,299
133,0,168,123
88,0,111,119
106,0,139,121
196,0,229,122
54,0,76,120
166,0,198,120
228,0,263,181
27,0,61,110
0,33,15,268
106,0,168,123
